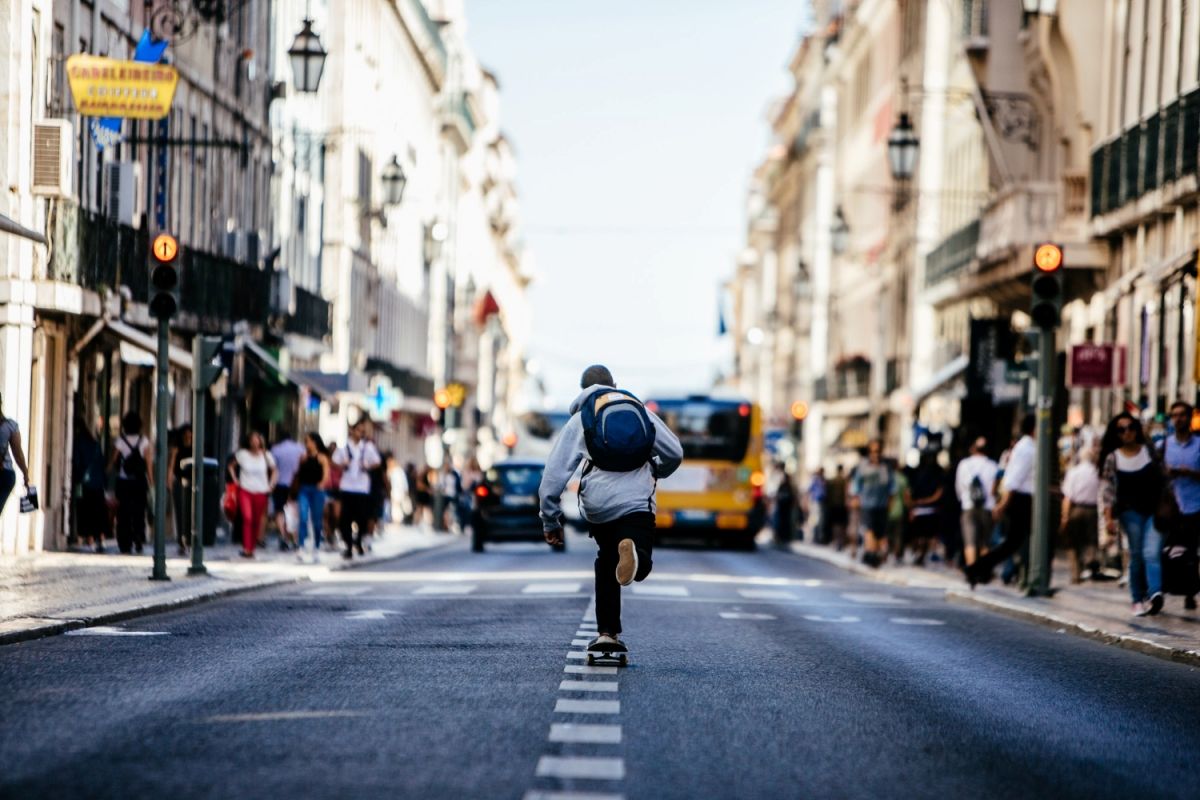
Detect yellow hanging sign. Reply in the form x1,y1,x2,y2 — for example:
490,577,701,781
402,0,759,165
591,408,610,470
66,54,179,120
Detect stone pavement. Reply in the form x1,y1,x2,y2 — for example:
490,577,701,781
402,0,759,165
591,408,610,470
789,539,1200,667
0,524,452,645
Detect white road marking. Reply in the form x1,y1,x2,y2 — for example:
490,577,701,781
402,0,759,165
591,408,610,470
554,699,620,714
737,589,796,600
548,723,623,744
576,630,596,638
719,612,777,620
572,638,597,646
535,756,625,780
559,680,618,693
841,592,910,605
205,710,368,723
890,617,946,626
564,664,618,676
66,626,168,637
303,586,371,596
344,609,400,620
566,650,588,660
524,792,624,800
803,614,861,623
523,582,583,594
413,584,477,595
630,584,689,597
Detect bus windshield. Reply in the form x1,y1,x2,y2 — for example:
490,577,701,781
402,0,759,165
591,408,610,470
650,399,752,462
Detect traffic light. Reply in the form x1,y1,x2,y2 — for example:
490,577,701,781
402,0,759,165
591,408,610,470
195,336,224,389
149,232,180,319
1030,242,1064,329
433,389,451,410
790,400,808,439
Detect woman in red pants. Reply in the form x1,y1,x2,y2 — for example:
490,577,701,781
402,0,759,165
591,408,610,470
229,431,277,558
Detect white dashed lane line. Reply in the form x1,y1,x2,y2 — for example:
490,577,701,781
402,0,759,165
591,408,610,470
549,723,623,744
630,584,689,597
841,592,910,605
803,614,861,623
736,588,797,600
524,582,584,594
719,611,777,620
535,756,626,780
571,639,592,646
890,617,947,626
555,698,620,715
524,792,624,800
565,650,588,660
559,680,619,693
412,584,477,595
564,664,617,676
303,586,371,596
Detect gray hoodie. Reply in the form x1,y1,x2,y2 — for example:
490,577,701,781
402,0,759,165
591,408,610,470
539,385,683,532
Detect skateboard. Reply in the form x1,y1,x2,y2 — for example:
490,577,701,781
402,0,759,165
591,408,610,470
586,641,629,667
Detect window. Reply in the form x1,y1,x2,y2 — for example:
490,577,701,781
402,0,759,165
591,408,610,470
962,0,988,40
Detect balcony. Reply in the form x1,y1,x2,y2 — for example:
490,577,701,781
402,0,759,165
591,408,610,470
284,285,332,342
817,358,871,402
924,219,979,288
441,92,477,154
51,208,271,329
976,182,1058,264
1091,87,1200,218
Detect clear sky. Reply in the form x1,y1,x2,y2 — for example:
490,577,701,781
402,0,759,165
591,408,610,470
463,1,811,407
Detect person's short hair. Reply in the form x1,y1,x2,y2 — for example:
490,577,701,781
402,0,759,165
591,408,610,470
121,411,142,435
580,364,615,389
1020,413,1037,436
1170,400,1194,416
971,436,987,454
277,428,293,441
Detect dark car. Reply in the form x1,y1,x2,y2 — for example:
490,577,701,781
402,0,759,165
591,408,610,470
471,459,564,552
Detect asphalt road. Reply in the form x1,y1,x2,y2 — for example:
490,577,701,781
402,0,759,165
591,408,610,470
2,531,1199,800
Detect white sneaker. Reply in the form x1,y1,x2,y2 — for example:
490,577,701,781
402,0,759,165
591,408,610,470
615,539,638,586
1132,601,1148,617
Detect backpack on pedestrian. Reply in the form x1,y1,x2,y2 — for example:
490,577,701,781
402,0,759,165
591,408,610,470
968,475,987,508
580,389,656,472
119,436,146,483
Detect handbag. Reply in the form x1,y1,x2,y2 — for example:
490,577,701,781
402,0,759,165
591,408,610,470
222,481,239,522
19,486,39,513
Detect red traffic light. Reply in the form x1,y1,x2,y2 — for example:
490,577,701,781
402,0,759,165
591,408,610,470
790,401,809,421
1033,243,1062,272
433,389,451,409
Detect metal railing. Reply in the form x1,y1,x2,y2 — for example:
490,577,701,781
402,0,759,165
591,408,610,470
924,218,980,288
284,285,332,341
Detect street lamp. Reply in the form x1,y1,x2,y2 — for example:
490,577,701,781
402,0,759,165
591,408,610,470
831,206,850,255
288,18,327,93
424,220,447,265
886,112,919,181
381,156,407,206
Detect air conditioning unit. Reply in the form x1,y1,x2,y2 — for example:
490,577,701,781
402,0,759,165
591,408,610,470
104,162,143,226
32,120,74,197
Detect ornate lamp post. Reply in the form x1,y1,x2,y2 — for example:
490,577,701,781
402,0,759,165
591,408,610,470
288,18,327,93
381,156,407,207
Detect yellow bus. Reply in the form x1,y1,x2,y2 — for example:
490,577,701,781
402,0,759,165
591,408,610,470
646,394,766,549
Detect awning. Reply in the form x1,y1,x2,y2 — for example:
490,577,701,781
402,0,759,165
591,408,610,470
0,212,46,245
291,369,352,400
911,354,969,406
242,338,293,388
71,319,192,371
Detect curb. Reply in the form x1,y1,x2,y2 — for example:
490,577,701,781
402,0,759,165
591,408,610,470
787,541,1200,669
0,535,456,647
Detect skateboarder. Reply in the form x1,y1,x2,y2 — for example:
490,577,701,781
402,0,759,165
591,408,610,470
539,365,683,659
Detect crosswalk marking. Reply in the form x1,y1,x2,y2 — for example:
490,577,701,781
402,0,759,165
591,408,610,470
630,584,689,597
576,630,596,638
566,650,588,660
548,723,623,744
413,584,477,595
559,680,618,693
523,582,583,594
564,664,617,676
571,639,592,647
554,698,620,714
842,592,909,605
737,588,796,600
535,756,625,780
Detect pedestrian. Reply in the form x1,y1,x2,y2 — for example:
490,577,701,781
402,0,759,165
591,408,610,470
539,365,683,657
905,449,945,566
109,412,152,554
230,431,277,559
1098,412,1165,616
769,461,796,545
954,437,999,568
388,453,412,525
367,440,390,539
887,461,909,564
403,462,419,525
294,432,330,562
270,429,305,552
415,465,434,527
826,464,850,550
331,420,382,559
458,458,482,532
72,416,108,552
167,423,193,555
850,439,893,567
966,414,1036,587
1161,401,1200,609
1060,445,1101,583
438,462,462,531
806,466,827,543
324,441,342,550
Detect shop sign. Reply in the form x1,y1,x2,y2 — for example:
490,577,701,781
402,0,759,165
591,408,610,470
1068,344,1127,388
66,54,178,119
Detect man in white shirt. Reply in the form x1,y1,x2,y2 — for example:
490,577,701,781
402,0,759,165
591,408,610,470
955,437,1000,567
270,430,306,551
966,414,1035,586
332,419,382,559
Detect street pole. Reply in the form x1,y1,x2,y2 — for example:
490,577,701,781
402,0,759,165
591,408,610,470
188,337,207,576
151,315,171,581
1028,326,1055,596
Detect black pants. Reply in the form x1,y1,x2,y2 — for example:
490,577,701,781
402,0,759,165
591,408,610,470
971,491,1032,579
115,479,147,553
339,492,373,551
590,512,655,636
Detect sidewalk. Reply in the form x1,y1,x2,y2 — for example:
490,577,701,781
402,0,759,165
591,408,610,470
789,540,1200,667
0,524,452,645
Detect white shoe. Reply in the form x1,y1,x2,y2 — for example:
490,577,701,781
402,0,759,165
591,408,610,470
1132,601,1148,617
615,539,638,586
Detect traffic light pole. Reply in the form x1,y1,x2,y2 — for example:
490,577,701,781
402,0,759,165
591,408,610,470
1028,325,1055,597
151,315,171,581
188,337,208,576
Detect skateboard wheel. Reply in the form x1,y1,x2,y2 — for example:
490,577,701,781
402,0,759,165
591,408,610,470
619,655,627,666
587,654,595,665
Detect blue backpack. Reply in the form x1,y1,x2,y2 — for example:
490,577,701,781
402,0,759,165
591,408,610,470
580,389,657,472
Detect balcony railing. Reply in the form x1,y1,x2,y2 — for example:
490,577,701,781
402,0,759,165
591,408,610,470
1091,87,1200,217
284,285,332,341
816,363,872,402
977,182,1058,262
924,218,980,287
179,249,271,328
